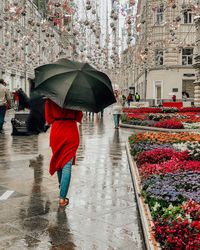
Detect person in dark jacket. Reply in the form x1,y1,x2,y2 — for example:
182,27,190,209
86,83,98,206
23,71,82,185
127,93,133,106
18,88,30,110
11,91,48,135
26,95,47,134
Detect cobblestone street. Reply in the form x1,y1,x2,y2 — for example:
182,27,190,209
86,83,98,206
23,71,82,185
0,111,145,250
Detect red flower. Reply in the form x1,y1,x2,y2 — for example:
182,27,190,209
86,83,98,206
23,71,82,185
154,217,200,249
155,118,184,129
139,160,200,179
123,107,162,113
180,107,200,112
137,148,189,166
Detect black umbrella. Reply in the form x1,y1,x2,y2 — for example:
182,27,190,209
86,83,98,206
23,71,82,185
33,58,116,113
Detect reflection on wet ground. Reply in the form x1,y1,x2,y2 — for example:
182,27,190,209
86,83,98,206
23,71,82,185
0,111,145,249
11,136,39,154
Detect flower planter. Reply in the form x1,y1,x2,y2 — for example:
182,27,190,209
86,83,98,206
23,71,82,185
120,123,196,133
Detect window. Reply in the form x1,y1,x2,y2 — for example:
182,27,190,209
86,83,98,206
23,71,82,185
156,7,164,24
182,48,193,65
183,11,193,24
155,49,164,66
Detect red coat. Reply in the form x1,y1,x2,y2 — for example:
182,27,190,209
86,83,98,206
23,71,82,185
45,99,83,175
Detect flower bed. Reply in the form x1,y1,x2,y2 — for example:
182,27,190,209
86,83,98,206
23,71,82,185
123,107,200,114
129,132,200,145
122,107,162,113
129,132,200,249
122,107,200,129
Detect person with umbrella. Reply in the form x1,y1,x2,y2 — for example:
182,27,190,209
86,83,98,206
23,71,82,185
45,98,83,207
33,58,116,207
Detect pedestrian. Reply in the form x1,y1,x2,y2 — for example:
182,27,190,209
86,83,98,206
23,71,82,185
112,94,122,129
13,87,20,111
26,95,46,135
127,93,133,106
122,94,126,107
18,88,30,110
172,94,176,102
45,98,83,207
0,79,11,133
88,112,94,117
182,92,187,102
100,109,104,117
135,92,140,102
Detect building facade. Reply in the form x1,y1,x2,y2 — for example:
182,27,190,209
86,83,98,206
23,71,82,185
119,45,135,96
133,0,197,103
0,0,73,95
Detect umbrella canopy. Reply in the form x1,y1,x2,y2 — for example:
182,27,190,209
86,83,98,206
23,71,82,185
33,58,116,113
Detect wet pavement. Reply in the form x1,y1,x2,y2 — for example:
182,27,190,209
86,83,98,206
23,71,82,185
0,110,145,250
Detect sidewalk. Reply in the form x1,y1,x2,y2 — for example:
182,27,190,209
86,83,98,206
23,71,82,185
0,111,145,250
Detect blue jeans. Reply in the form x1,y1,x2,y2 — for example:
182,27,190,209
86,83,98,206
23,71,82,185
0,105,6,131
113,114,121,127
57,158,73,199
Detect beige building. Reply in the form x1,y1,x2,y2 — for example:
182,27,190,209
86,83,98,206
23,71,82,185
133,0,196,104
120,46,135,96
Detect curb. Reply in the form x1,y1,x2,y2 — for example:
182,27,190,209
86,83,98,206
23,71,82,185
121,123,197,133
126,142,161,250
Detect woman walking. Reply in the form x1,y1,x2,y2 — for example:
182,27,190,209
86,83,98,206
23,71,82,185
45,98,83,207
112,92,122,129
